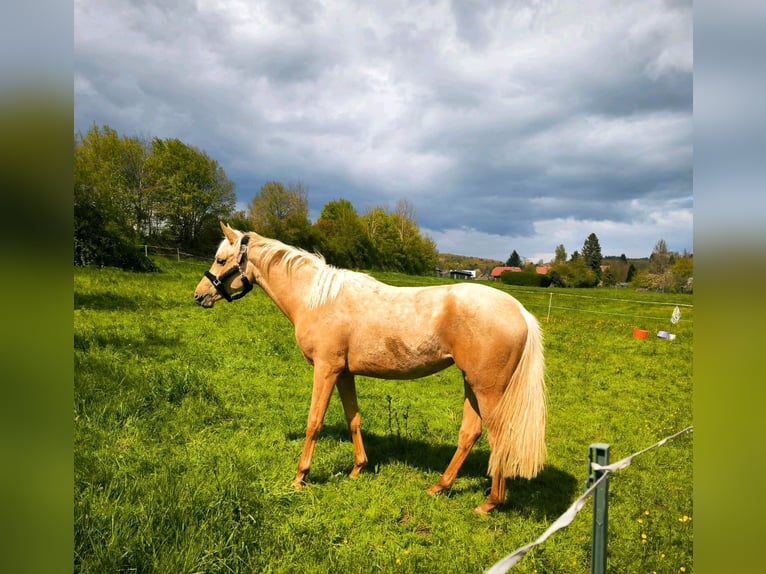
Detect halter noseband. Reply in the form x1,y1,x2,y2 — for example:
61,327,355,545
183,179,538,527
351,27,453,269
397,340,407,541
204,235,253,302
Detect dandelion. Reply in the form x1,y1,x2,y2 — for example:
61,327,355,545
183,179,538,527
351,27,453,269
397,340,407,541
644,510,650,515
661,553,666,559
396,558,401,565
637,518,644,524
680,567,686,572
403,549,410,556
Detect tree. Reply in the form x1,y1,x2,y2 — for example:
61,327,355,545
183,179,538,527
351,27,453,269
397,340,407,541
227,210,254,232
316,199,372,268
554,244,567,263
670,256,693,293
649,239,672,274
551,257,598,288
569,250,580,262
145,137,236,248
506,250,522,267
360,201,438,274
625,263,637,283
247,181,315,248
361,206,400,270
74,125,156,270
74,125,239,262
581,233,603,276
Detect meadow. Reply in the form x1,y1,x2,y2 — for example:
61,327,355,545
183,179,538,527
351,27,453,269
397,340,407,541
74,257,692,573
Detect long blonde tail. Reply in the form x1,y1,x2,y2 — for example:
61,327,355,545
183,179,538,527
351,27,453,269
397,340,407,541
487,308,547,479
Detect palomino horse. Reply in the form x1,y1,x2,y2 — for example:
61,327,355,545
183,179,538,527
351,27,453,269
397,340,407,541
194,222,546,513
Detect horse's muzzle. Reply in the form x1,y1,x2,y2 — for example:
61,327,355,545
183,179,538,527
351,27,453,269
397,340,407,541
194,292,215,308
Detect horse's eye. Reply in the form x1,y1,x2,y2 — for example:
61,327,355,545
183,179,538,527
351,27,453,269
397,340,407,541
216,258,226,265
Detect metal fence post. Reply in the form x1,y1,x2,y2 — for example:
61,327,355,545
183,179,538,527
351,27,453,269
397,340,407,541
587,443,610,574
547,292,553,321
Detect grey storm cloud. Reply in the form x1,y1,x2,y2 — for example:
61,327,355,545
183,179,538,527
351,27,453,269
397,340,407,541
75,0,692,261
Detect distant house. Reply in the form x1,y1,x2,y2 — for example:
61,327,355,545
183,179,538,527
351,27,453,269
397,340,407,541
449,269,476,280
535,265,550,275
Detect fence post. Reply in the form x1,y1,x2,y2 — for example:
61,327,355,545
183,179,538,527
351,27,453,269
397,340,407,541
547,292,553,321
587,443,610,574
177,248,180,262
144,245,148,257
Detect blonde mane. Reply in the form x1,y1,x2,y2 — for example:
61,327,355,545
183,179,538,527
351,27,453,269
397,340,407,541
249,234,372,310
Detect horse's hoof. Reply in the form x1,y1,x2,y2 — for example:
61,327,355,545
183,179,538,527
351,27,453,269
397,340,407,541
474,502,495,514
427,485,444,497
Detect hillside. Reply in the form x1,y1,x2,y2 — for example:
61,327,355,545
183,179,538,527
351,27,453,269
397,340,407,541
437,253,504,279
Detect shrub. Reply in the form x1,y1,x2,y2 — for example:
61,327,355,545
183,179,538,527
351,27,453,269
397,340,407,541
499,270,551,287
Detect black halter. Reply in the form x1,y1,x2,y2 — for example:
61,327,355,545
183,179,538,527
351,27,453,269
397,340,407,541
204,235,253,302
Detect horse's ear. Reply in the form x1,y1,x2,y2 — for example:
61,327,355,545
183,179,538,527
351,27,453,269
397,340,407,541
220,221,239,245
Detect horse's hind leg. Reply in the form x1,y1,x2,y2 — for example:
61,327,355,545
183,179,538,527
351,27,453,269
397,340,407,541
475,467,506,514
474,411,507,514
336,372,368,478
428,384,482,496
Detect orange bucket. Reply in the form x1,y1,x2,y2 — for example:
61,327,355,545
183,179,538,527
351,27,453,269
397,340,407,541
633,328,649,339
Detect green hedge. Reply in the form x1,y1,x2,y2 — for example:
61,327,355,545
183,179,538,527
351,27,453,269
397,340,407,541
499,270,551,287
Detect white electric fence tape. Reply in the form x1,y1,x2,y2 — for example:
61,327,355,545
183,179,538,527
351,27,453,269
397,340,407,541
485,426,693,574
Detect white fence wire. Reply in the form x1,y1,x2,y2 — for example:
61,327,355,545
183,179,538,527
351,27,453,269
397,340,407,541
485,426,694,573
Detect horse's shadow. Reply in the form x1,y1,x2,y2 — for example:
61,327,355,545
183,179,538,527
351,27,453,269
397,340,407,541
287,423,578,517
74,291,139,311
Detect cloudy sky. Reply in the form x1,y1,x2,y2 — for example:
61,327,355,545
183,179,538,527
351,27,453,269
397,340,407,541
74,0,692,262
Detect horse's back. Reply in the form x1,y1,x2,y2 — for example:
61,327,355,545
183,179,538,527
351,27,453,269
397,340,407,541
441,281,527,321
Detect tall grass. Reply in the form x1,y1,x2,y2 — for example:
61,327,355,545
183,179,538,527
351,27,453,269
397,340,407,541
75,259,692,573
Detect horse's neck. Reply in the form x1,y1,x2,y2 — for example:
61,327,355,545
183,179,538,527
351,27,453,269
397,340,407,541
250,254,314,324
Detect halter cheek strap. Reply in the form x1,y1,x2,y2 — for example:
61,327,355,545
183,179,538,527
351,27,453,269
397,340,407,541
204,235,253,302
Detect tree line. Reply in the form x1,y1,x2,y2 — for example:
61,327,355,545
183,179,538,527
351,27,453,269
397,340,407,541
501,234,693,293
74,124,692,290
74,125,437,274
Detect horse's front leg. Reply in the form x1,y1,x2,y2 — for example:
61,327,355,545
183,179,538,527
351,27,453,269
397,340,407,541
336,371,368,478
293,364,339,488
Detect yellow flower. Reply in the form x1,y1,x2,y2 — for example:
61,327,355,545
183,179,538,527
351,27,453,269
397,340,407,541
661,553,666,559
641,533,647,539
644,510,650,515
396,558,401,565
680,568,686,573
403,549,410,555
637,518,643,524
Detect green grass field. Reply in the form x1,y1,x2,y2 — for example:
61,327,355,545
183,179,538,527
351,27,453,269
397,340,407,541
74,258,692,573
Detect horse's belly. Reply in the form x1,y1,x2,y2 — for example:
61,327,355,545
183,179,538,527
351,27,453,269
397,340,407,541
347,333,454,379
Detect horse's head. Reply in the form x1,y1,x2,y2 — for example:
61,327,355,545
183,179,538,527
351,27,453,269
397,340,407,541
194,222,254,308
